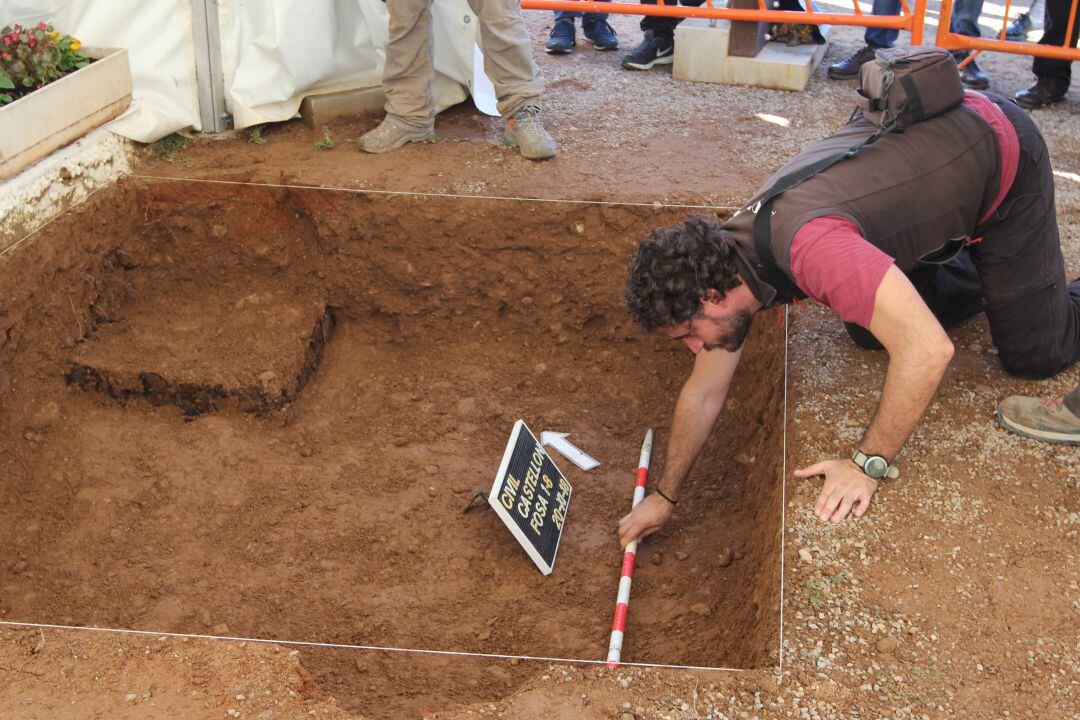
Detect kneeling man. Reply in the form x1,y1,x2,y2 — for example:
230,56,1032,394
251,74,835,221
620,89,1080,548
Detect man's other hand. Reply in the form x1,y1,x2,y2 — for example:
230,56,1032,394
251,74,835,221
618,493,674,549
794,459,878,523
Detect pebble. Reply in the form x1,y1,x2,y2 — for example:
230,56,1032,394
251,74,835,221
258,711,275,720
876,636,898,654
257,370,277,385
967,343,981,353
227,709,240,718
798,548,814,563
675,551,689,561
299,446,314,458
425,465,439,475
451,484,470,494
428,486,438,497
619,714,635,720
650,552,663,565
123,693,137,702
27,401,61,430
691,602,712,617
718,547,734,567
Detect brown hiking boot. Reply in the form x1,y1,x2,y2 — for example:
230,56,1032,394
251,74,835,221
996,394,1080,445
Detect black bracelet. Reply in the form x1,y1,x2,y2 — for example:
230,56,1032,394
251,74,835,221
655,487,678,505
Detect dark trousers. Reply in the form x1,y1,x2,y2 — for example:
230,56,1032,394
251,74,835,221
639,0,704,42
1032,0,1080,85
847,99,1080,380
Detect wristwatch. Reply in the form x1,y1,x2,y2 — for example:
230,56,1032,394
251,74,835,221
851,449,899,480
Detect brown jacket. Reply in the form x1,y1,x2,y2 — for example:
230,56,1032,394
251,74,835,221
723,98,1003,307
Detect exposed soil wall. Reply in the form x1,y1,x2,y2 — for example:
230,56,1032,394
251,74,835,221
0,179,785,718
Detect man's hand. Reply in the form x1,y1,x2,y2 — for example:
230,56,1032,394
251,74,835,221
617,493,674,549
793,459,878,523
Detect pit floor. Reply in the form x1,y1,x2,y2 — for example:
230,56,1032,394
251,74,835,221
0,180,785,718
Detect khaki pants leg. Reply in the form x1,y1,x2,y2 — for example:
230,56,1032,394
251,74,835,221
467,0,545,118
383,0,436,130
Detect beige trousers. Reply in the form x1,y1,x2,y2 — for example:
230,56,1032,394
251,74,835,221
382,0,544,128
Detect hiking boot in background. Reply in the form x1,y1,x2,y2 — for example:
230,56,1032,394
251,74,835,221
1015,76,1069,109
1006,11,1033,40
827,45,877,80
996,394,1080,445
546,19,575,54
583,18,619,50
359,116,436,154
621,30,673,70
955,52,990,89
504,106,557,160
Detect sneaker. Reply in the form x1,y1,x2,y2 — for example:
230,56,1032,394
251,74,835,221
1015,76,1069,109
1006,12,1032,40
546,19,575,54
359,116,436,154
826,45,877,80
955,53,990,89
583,19,619,50
504,106,556,160
621,30,674,70
996,394,1080,445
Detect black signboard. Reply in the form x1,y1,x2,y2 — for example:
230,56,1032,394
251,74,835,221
488,420,572,575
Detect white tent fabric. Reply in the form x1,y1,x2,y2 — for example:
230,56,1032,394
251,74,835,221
0,0,483,142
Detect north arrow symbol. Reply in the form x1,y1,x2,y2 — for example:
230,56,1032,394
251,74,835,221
540,432,599,472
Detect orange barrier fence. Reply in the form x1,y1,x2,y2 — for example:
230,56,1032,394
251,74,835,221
935,0,1080,63
520,0,928,44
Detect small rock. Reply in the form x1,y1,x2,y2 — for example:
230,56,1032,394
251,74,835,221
619,714,635,720
718,547,734,567
27,401,61,431
734,453,755,465
211,224,228,238
650,552,663,565
451,484,470,494
573,222,585,235
428,486,437,497
258,711,275,720
675,551,689,561
227,710,240,718
123,693,137,702
235,694,246,701
690,602,711,617
299,446,314,458
425,465,439,475
876,636,898,654
798,548,814,563
967,343,981,353
257,370,277,386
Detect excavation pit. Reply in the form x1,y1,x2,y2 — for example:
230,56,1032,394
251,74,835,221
0,180,786,719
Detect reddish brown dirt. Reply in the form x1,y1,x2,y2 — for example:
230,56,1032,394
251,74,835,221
0,181,783,719
3,8,1079,720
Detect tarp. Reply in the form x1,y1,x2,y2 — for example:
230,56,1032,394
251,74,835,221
0,0,482,142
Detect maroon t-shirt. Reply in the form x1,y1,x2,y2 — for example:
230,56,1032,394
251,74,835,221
789,91,1020,329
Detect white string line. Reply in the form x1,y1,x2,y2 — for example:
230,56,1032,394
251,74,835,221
0,620,744,673
0,182,113,261
778,305,790,674
125,173,740,212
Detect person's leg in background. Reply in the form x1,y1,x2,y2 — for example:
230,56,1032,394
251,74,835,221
360,0,439,153
547,2,617,54
1015,0,1079,108
622,0,704,70
949,0,991,88
1007,0,1045,39
546,9,581,54
470,0,558,159
827,0,899,79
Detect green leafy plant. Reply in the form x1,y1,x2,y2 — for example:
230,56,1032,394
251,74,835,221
152,133,189,160
246,124,266,145
0,21,90,105
314,130,334,150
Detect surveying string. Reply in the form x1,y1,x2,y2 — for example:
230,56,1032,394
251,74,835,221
606,427,653,667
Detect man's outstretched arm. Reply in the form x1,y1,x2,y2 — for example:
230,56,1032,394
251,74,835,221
617,345,743,549
795,264,955,522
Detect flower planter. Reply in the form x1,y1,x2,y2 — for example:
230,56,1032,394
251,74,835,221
0,46,131,180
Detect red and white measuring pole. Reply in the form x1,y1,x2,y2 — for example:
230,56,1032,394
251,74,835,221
606,427,653,667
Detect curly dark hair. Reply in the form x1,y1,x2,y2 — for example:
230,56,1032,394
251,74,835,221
624,215,743,331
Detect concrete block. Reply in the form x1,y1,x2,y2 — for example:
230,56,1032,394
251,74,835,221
299,86,386,128
674,18,830,92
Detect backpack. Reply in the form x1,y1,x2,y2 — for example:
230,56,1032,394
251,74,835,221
855,46,965,131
